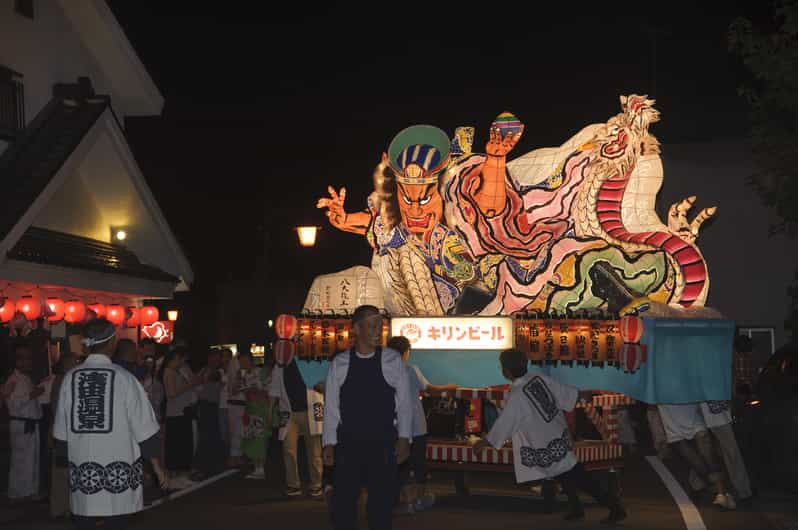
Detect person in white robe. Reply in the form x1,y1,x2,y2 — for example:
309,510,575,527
657,403,736,510
698,401,752,503
473,348,626,523
54,319,167,530
3,342,44,502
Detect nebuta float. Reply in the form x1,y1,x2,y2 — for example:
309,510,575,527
317,95,717,318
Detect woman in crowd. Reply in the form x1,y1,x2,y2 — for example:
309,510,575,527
160,346,203,489
237,351,276,479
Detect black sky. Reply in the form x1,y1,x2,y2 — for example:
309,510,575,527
105,1,770,332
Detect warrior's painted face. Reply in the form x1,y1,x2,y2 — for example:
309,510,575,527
397,182,443,240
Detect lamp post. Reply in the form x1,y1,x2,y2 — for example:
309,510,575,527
296,226,319,247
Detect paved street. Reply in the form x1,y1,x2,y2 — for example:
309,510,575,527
5,451,798,530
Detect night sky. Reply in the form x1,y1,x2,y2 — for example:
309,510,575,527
105,1,770,345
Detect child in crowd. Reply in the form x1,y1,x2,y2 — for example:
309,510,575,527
387,336,457,515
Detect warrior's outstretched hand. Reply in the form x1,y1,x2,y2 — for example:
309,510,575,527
486,125,524,158
316,185,370,236
317,186,349,230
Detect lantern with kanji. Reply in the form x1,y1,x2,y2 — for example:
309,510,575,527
274,339,296,366
106,305,126,326
140,306,159,326
619,315,644,344
16,296,42,320
0,298,15,323
88,303,106,319
619,343,648,374
46,298,65,322
64,300,86,323
126,307,140,328
275,314,298,340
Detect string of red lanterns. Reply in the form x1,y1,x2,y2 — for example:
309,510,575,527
0,294,160,328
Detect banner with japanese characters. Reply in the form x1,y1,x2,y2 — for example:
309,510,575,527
390,317,513,350
514,319,621,365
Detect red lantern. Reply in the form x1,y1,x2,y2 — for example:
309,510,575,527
16,296,42,320
46,298,65,322
64,300,86,323
126,307,140,328
275,314,298,340
619,343,648,374
274,339,296,366
88,303,106,319
140,306,159,326
619,315,644,344
0,298,15,323
106,305,125,326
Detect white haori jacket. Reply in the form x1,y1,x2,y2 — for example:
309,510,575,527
485,371,579,483
54,354,159,517
268,364,324,441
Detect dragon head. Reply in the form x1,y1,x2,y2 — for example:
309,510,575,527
590,94,661,178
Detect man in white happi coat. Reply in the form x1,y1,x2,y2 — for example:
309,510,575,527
473,348,626,523
54,319,167,530
268,356,324,497
3,342,44,501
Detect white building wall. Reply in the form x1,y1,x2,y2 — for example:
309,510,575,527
0,0,113,124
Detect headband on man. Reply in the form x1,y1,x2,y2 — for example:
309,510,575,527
81,330,116,348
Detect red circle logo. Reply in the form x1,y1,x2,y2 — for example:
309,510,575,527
400,323,422,344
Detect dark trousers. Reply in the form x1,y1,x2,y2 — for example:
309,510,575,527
332,441,397,530
74,515,129,530
557,463,616,511
195,400,225,476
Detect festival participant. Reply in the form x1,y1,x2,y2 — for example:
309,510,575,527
218,348,233,456
698,401,752,504
194,349,226,478
53,318,167,530
237,351,274,479
269,354,324,497
657,403,736,510
387,335,457,515
160,346,203,489
49,352,79,519
472,348,627,523
3,341,44,503
114,339,146,381
323,305,413,530
226,351,245,469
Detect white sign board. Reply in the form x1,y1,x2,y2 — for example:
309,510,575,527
391,317,513,350
303,266,384,313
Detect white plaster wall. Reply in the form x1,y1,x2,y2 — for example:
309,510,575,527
0,0,113,125
32,167,108,242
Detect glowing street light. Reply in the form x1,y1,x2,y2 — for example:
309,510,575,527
167,310,179,322
296,226,319,247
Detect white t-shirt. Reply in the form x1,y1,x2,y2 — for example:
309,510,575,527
698,401,733,429
407,364,429,438
657,403,707,443
485,371,578,483
3,370,43,420
54,354,159,517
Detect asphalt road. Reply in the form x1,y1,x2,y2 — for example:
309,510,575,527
6,452,793,530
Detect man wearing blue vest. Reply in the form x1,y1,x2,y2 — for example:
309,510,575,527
322,305,413,530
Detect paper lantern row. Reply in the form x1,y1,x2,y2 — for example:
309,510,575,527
286,318,388,359
0,296,159,327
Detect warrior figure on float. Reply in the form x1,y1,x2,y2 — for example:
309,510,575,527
317,95,716,317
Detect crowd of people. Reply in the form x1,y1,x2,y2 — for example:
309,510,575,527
0,305,759,530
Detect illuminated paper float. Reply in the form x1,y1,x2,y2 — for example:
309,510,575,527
315,94,718,318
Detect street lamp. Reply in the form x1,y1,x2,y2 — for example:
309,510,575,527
296,226,319,247
167,310,179,322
